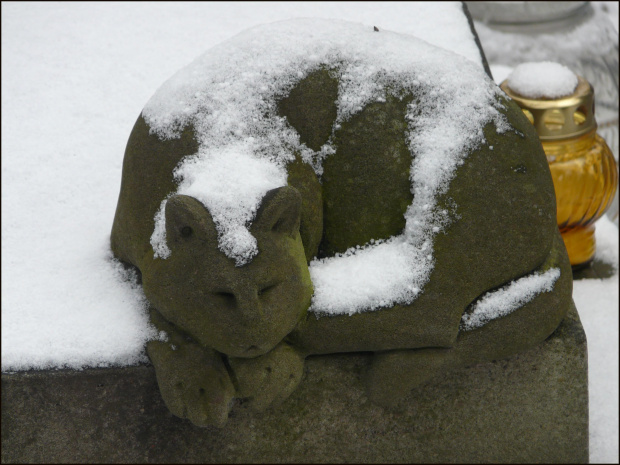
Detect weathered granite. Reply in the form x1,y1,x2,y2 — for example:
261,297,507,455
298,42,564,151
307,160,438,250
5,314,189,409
1,302,588,464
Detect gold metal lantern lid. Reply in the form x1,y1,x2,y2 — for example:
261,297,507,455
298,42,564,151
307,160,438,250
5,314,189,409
500,75,597,141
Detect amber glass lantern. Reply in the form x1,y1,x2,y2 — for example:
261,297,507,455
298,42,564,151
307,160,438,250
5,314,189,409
501,75,618,269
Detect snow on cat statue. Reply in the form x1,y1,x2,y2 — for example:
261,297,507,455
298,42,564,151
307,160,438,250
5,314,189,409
111,19,574,427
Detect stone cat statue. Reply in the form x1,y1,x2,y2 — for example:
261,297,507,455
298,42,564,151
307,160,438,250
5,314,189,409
110,19,573,427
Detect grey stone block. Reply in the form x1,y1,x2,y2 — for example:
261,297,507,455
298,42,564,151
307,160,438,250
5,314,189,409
1,304,588,463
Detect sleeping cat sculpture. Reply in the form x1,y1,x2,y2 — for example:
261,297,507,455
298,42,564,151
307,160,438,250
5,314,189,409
111,19,573,427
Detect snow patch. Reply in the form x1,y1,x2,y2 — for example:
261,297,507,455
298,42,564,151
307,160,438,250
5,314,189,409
460,268,561,331
309,237,424,315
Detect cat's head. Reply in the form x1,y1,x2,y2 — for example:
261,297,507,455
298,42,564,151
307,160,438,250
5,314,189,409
143,186,313,358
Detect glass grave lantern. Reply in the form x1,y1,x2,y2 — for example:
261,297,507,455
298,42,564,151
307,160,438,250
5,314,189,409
501,71,618,269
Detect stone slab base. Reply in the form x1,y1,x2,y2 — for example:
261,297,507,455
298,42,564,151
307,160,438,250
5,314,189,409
2,304,588,463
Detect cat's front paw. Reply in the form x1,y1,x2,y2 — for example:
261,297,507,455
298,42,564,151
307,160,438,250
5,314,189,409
147,341,235,427
229,342,304,411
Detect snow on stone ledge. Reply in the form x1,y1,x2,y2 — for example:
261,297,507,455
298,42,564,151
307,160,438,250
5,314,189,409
507,62,578,99
142,18,509,315
460,268,561,331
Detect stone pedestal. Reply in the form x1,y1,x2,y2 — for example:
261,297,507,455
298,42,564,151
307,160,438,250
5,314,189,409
1,304,588,463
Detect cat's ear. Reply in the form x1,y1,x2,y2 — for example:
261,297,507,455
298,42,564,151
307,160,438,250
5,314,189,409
165,194,218,245
252,186,301,238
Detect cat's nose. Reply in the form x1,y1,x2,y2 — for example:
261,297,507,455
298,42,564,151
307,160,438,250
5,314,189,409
233,288,264,321
212,284,275,319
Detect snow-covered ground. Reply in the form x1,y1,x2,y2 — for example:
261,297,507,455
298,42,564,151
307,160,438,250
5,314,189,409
2,3,617,462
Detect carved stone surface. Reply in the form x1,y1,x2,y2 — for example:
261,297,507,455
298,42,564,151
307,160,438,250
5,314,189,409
1,303,587,463
110,19,575,426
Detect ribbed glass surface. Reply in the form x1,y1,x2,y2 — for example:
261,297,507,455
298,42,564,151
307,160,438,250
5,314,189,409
543,131,618,265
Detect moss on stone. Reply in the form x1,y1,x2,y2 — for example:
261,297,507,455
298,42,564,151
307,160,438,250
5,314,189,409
319,94,414,256
278,68,338,152
285,154,323,262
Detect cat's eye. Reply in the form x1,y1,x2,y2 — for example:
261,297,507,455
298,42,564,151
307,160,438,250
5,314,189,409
212,291,235,308
180,226,193,237
258,283,278,297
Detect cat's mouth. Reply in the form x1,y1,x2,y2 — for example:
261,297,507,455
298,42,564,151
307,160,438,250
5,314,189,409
237,339,280,357
244,345,262,355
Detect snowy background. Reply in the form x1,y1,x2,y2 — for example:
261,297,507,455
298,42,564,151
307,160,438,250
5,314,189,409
2,2,617,462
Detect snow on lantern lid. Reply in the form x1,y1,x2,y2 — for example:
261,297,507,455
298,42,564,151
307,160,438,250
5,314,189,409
506,62,578,99
500,62,596,140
